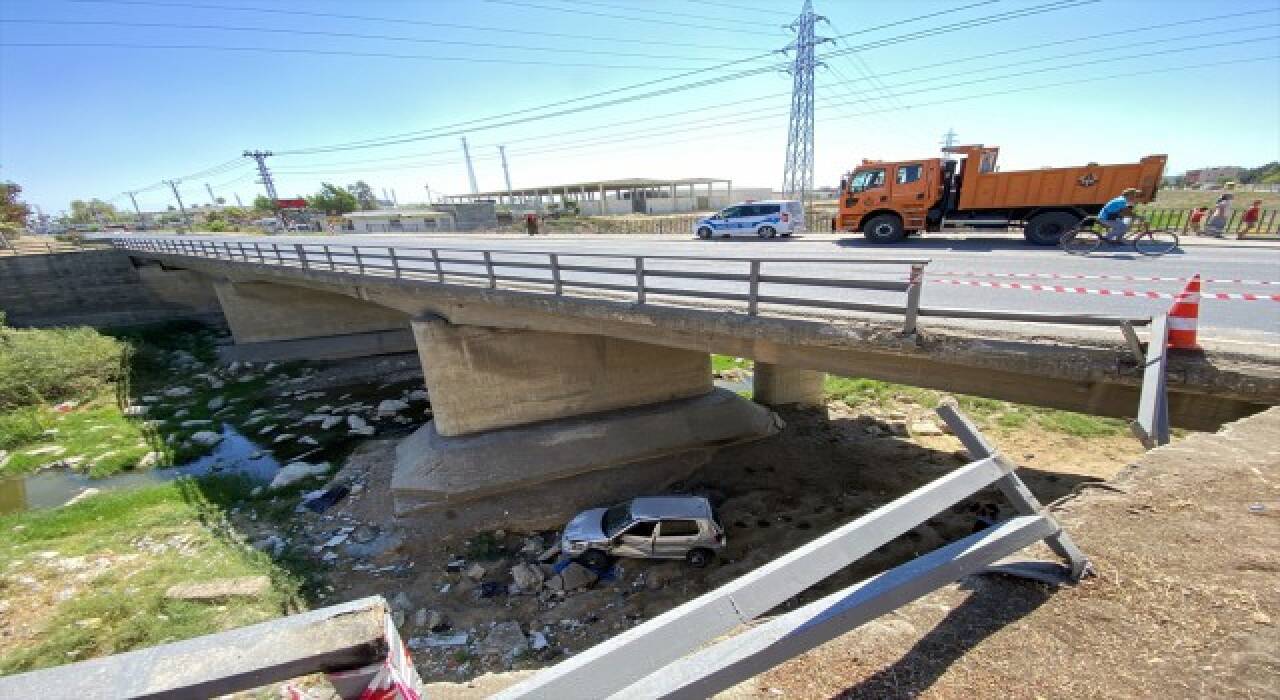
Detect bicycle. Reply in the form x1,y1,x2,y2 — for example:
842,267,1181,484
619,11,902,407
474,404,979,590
1060,216,1180,256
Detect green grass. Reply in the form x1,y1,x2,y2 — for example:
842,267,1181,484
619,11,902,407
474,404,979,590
0,475,306,674
823,376,1128,438
1,402,164,478
0,323,125,410
712,355,750,373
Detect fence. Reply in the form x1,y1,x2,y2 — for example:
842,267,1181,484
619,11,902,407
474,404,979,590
115,237,932,334
1137,206,1279,238
495,404,1088,698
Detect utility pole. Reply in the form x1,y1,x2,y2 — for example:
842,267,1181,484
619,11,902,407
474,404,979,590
205,182,218,207
424,183,432,205
125,191,142,220
498,145,514,202
234,192,243,207
781,0,828,222
461,136,479,195
164,179,190,230
244,149,285,229
391,188,399,207
941,127,958,158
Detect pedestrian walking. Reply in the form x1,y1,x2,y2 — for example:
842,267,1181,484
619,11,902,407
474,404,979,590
1238,200,1262,237
1203,192,1233,237
1188,206,1208,234
525,212,539,236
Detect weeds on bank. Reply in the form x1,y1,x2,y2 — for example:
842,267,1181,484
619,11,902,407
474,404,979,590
0,475,306,674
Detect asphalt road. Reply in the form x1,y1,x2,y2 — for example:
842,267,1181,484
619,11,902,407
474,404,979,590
147,232,1280,347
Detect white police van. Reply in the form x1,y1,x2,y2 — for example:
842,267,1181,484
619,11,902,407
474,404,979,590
693,200,803,239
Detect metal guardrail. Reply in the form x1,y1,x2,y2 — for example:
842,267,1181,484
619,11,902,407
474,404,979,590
0,596,410,699
1136,206,1279,238
112,236,1159,333
114,237,932,334
495,404,1088,699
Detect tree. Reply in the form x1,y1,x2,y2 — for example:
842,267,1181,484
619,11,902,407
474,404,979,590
346,181,378,210
252,195,276,214
1238,162,1280,185
68,199,120,224
222,206,249,221
0,182,32,226
307,182,358,214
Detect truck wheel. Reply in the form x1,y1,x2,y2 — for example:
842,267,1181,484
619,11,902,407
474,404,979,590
1024,212,1080,246
863,214,905,243
696,226,712,240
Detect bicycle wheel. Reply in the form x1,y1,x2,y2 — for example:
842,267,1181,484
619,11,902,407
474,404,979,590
1061,226,1101,255
1134,229,1180,256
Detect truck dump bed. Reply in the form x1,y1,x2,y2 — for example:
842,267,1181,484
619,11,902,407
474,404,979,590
951,146,1166,211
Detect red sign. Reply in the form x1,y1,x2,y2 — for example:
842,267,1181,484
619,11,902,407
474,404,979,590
275,198,307,210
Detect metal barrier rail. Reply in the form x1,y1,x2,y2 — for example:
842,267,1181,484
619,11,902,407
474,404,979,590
495,404,1089,699
1136,206,1279,237
114,237,932,334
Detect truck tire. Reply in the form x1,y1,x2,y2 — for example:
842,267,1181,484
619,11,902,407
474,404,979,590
862,214,906,243
1024,211,1080,246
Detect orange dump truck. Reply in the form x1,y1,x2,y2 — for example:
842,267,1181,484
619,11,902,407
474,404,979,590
836,145,1167,245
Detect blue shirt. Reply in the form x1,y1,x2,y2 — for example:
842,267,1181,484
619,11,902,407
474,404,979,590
1099,196,1129,221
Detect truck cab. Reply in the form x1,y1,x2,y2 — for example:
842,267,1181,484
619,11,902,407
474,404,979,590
838,159,945,243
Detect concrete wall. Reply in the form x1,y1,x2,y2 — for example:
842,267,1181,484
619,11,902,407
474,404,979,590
754,364,826,407
411,316,713,436
0,250,223,327
213,280,411,345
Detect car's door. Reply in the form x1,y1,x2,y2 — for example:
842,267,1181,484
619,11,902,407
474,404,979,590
653,519,702,558
727,204,756,236
890,163,930,230
611,520,656,557
756,204,781,232
711,206,742,235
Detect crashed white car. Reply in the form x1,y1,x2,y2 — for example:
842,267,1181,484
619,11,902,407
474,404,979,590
560,496,726,568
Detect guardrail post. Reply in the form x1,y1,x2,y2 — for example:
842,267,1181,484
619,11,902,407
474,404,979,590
295,244,308,270
237,241,247,261
324,245,334,270
389,247,401,278
1132,313,1171,449
484,251,496,289
634,256,646,304
273,243,282,264
431,248,443,282
748,260,761,316
255,242,264,264
903,263,926,335
550,253,562,295
353,246,364,274
222,242,231,259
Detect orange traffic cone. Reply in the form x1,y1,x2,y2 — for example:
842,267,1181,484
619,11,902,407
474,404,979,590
1167,274,1201,349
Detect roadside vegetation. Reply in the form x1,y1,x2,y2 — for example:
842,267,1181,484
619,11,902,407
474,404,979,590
0,475,306,674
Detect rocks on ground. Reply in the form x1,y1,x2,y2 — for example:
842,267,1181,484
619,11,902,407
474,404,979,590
164,576,271,601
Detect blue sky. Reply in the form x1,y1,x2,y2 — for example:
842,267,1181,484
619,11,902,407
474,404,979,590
2,0,1278,215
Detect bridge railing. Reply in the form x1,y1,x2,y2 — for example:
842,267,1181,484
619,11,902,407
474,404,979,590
114,237,933,334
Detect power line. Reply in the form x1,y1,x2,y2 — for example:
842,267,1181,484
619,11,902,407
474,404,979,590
481,0,781,36
696,1,796,18
273,0,1088,156
1,18,736,62
566,0,789,25
66,0,763,52
0,41,714,71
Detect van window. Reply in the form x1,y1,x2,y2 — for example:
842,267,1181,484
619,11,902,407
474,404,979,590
896,164,922,185
720,206,744,218
849,169,885,193
757,204,781,215
659,520,701,537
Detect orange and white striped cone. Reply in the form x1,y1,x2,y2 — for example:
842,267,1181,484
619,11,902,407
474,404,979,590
1167,274,1201,349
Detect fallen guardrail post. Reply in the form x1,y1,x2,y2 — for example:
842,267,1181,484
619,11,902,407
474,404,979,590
495,405,1088,700
0,596,421,700
1132,313,1172,448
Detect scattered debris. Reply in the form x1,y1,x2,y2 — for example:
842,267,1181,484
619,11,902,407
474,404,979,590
546,562,598,592
302,484,350,513
190,430,223,447
466,562,487,582
477,621,529,658
268,461,331,490
62,488,101,508
122,405,149,417
162,386,193,398
164,576,271,601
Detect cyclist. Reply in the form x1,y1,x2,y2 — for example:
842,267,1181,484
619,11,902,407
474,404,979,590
1097,187,1143,242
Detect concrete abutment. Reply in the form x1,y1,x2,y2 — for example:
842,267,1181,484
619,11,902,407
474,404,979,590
392,317,781,525
753,363,826,408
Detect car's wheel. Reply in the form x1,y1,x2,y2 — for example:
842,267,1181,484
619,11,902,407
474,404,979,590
578,549,610,570
685,548,714,568
696,227,712,240
862,214,906,243
1024,211,1080,246
757,226,776,239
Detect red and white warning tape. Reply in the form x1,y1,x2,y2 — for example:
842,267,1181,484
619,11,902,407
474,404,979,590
931,278,1280,301
934,271,1278,286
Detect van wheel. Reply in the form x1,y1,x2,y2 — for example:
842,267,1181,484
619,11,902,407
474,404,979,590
863,214,906,243
758,226,776,239
578,549,610,570
696,227,712,240
1024,212,1080,246
686,548,714,568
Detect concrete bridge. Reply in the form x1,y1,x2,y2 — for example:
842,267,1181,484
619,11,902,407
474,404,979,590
110,237,1279,527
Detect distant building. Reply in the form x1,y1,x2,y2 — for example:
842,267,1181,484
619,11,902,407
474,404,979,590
443,177,769,216
1184,166,1242,187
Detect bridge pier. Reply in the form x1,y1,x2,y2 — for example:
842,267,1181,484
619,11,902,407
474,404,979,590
753,364,826,408
391,316,781,529
212,280,415,361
